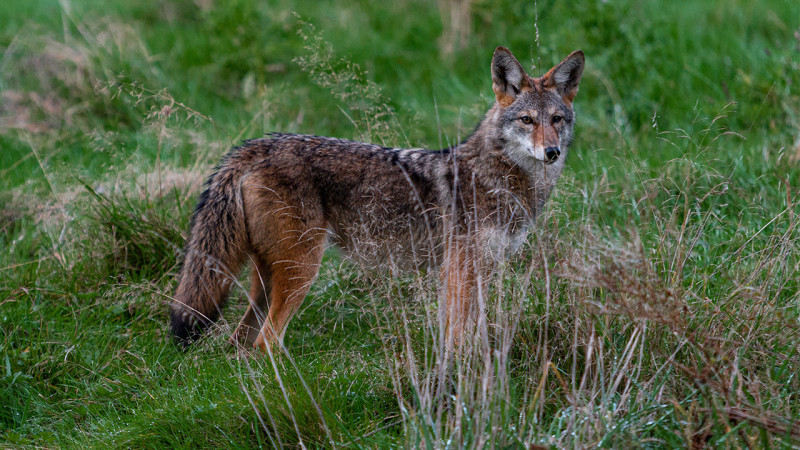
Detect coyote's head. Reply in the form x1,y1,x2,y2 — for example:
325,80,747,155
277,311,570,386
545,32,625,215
490,47,584,171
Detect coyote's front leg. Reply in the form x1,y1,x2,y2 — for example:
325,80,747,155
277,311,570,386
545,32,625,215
442,238,479,351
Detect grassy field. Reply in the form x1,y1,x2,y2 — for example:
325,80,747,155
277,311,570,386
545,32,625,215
2,0,800,447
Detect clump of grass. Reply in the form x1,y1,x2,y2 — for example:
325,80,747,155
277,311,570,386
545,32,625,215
80,182,188,283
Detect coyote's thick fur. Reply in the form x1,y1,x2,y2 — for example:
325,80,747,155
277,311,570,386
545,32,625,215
170,47,584,352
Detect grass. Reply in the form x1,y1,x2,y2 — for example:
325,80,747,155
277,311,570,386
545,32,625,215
2,0,800,447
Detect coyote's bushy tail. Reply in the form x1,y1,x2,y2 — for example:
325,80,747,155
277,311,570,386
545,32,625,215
170,148,252,346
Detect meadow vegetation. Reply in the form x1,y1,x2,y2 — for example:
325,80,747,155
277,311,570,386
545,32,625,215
2,0,800,447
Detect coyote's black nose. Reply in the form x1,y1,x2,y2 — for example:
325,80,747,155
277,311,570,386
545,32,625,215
544,146,561,163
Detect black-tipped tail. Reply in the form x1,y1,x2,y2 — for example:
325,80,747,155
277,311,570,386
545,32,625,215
170,307,213,349
169,144,254,349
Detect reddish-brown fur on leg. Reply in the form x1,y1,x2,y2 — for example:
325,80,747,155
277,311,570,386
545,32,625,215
443,238,478,350
240,173,327,352
252,236,325,352
230,260,271,347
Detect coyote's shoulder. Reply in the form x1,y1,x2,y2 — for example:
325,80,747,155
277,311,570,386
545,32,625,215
170,47,585,352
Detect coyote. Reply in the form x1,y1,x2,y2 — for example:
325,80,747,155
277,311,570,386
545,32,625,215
170,47,584,352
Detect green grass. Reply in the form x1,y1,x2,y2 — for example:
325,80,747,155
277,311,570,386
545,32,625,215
2,0,800,447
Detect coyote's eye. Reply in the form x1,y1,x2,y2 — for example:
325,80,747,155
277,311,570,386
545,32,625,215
520,116,533,124
552,115,564,124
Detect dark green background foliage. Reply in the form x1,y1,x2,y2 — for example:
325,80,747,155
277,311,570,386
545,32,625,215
1,0,799,447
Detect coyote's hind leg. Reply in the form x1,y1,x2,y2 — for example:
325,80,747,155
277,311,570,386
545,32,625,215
230,260,271,348
252,232,326,353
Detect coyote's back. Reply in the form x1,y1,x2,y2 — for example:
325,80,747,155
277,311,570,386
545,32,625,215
170,46,584,351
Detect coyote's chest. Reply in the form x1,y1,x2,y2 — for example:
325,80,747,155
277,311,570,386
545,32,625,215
480,222,532,261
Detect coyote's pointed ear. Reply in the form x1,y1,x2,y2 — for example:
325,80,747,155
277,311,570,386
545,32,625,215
544,50,584,104
492,47,529,107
